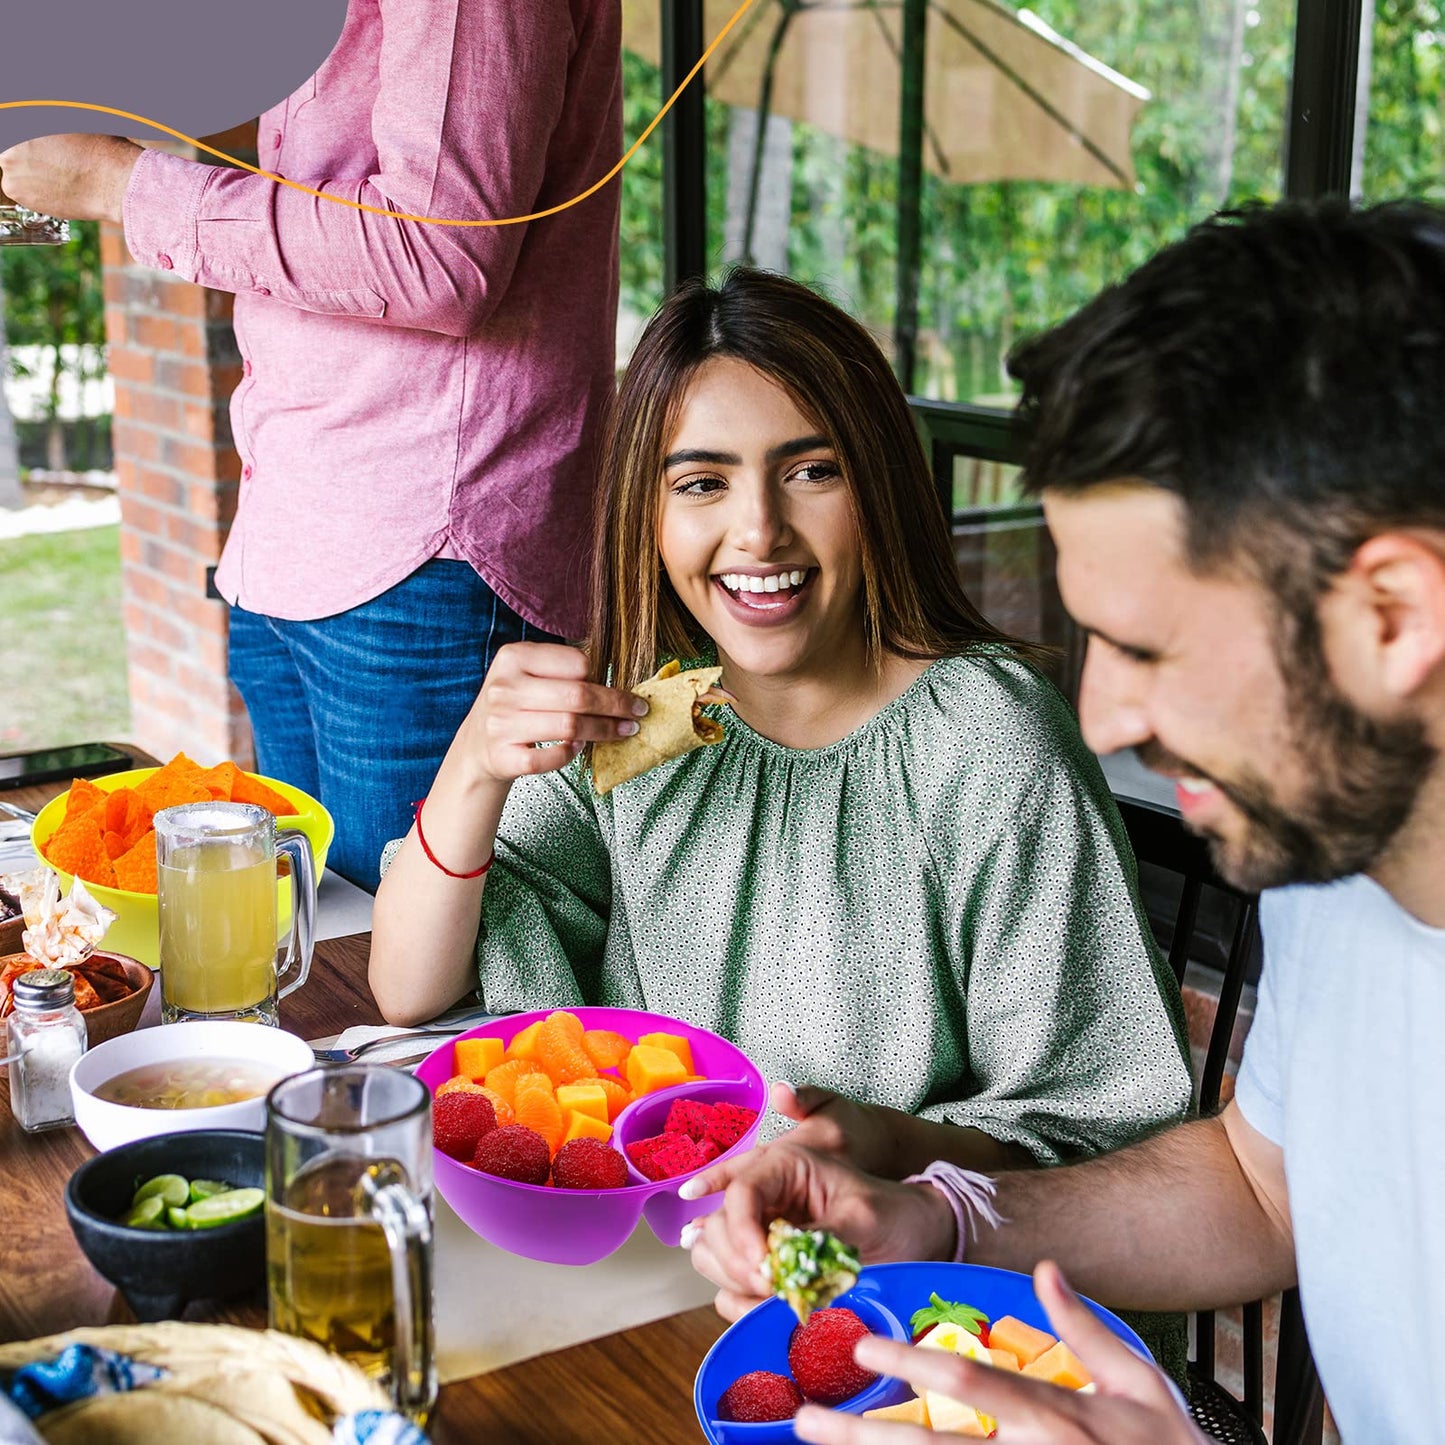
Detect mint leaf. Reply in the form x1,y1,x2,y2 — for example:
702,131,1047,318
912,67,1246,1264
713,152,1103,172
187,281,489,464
909,1292,990,1337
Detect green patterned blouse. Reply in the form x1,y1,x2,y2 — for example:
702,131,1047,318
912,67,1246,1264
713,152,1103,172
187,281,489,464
471,653,1192,1165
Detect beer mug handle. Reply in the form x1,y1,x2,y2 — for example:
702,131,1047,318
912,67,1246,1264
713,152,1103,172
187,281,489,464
275,829,317,1000
361,1164,436,1419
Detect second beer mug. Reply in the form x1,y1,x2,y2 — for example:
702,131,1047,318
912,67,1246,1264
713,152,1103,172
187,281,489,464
156,801,317,1025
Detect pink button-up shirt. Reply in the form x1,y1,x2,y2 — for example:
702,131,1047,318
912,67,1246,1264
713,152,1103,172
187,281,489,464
123,0,622,635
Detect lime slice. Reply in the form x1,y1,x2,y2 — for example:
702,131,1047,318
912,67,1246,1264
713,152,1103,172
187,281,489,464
121,1195,167,1230
166,1206,191,1230
132,1174,190,1210
184,1187,264,1229
188,1178,231,1203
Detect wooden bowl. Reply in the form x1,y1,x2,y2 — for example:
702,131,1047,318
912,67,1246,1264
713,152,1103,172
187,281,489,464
0,950,154,1047
0,911,23,957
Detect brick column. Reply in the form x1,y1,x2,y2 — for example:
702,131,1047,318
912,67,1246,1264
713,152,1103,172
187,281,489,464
100,128,256,766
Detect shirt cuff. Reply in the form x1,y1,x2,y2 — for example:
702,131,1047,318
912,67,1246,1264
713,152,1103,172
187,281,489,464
121,148,211,279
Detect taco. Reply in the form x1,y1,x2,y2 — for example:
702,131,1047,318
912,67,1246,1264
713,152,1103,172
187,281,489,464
590,661,732,795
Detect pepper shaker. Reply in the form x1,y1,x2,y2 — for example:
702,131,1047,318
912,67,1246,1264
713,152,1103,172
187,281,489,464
6,969,87,1133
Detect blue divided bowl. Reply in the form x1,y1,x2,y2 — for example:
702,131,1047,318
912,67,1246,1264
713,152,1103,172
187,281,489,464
693,1260,1155,1444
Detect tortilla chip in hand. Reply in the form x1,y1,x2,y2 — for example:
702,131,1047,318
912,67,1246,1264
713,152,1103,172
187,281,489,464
591,661,732,795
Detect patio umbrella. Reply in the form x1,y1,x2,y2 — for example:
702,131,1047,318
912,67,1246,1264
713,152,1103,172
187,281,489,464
623,0,1149,387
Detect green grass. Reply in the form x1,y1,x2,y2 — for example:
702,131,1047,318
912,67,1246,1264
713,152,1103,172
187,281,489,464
0,525,130,751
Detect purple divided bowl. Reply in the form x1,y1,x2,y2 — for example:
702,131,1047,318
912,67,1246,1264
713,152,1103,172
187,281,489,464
415,1006,767,1266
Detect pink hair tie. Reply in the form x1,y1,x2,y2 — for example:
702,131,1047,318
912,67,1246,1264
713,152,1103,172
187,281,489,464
904,1161,1005,1263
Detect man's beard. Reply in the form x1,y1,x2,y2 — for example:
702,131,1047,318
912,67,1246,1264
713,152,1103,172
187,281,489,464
1137,664,1435,894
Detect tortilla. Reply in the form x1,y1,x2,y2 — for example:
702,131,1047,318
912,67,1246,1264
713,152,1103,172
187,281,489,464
590,662,730,795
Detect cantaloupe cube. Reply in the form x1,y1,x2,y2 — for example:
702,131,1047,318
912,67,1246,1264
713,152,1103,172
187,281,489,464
863,1397,930,1425
453,1037,504,1080
556,1082,609,1124
637,1031,695,1074
1020,1340,1092,1390
561,1110,614,1145
505,1020,545,1062
987,1348,1021,1372
625,1044,689,1095
987,1316,1056,1368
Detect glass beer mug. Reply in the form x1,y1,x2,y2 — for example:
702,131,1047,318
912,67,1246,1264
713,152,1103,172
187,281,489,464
0,179,68,246
266,1066,436,1424
155,801,316,1025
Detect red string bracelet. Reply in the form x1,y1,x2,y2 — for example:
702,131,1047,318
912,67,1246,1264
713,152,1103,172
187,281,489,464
412,796,494,879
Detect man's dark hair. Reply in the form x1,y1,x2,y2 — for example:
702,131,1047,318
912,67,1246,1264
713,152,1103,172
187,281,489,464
1010,199,1445,606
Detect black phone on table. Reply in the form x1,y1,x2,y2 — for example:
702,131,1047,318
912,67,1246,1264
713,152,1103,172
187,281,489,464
0,742,132,790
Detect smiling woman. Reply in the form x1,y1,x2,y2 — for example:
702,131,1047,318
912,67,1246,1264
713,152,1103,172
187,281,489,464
370,276,1193,1368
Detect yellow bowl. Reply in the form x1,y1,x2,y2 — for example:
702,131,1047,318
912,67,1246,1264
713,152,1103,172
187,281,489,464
30,769,334,969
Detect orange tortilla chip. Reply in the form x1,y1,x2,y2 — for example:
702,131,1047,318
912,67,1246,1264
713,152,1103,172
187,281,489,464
112,829,159,894
200,760,244,801
229,771,298,816
102,829,129,860
135,768,212,815
45,812,113,887
63,776,107,822
165,751,205,778
102,787,152,847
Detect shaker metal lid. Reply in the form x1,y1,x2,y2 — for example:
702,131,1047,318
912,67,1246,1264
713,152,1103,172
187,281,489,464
12,968,75,1006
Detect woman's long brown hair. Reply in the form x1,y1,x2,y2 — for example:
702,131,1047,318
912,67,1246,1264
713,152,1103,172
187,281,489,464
591,267,1042,690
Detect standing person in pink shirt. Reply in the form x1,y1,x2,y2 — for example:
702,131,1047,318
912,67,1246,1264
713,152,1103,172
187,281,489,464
0,0,623,890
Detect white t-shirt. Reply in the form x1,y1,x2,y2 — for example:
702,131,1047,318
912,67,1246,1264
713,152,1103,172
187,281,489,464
1235,875,1445,1443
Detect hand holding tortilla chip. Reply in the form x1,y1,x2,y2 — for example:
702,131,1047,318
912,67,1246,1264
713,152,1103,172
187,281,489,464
591,661,732,795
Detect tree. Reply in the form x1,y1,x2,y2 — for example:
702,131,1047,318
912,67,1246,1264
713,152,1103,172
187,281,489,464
0,267,20,507
0,220,105,472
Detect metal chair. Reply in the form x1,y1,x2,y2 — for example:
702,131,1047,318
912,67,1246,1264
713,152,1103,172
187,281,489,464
1115,797,1326,1445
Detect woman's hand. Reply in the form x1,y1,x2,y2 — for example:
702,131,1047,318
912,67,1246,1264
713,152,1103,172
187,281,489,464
455,642,648,785
681,1141,956,1321
792,1262,1206,1445
772,1082,902,1176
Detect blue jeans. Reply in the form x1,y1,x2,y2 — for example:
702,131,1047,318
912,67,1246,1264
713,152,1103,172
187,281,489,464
228,561,555,891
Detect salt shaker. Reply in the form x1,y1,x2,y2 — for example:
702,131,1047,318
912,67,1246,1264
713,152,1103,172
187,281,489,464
6,969,87,1133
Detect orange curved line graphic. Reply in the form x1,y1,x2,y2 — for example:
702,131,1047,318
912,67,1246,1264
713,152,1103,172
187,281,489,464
0,0,753,228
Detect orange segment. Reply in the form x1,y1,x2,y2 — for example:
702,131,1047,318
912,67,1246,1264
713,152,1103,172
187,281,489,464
483,1058,544,1109
513,1072,565,1155
537,1012,594,1085
582,1029,632,1072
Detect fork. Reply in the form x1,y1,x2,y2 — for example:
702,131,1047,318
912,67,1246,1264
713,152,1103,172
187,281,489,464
0,801,38,824
312,1026,475,1064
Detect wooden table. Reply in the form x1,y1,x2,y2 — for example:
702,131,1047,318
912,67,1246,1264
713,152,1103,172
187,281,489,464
0,760,727,1442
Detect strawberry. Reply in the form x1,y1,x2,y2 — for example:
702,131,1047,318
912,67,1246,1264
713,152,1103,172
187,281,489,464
717,1370,804,1423
472,1124,550,1184
788,1307,878,1405
432,1090,497,1160
551,1137,630,1190
909,1293,990,1346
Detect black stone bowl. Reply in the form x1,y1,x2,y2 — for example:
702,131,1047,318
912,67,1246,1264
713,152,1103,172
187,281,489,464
65,1128,266,1322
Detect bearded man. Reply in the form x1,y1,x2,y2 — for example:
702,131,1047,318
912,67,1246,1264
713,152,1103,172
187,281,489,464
682,199,1445,1444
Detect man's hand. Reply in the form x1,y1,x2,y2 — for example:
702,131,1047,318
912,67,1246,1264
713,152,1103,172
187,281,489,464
792,1262,1208,1444
0,135,142,223
682,1141,956,1321
771,1081,902,1175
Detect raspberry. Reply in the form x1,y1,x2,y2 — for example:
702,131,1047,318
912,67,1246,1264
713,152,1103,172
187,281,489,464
717,1370,803,1423
788,1308,878,1405
472,1124,551,1184
663,1099,715,1141
705,1103,758,1154
432,1090,497,1160
551,1137,630,1190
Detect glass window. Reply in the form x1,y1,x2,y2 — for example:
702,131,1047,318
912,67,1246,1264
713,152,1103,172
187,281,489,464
1357,0,1445,200
621,0,1293,481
